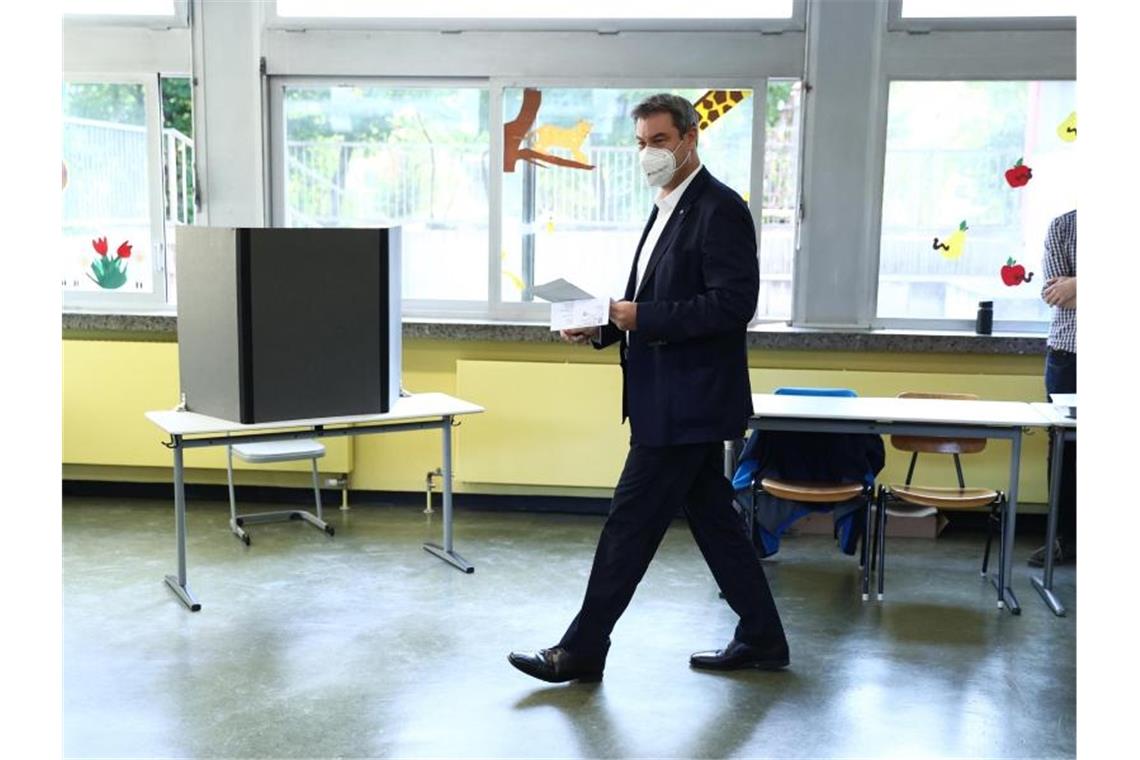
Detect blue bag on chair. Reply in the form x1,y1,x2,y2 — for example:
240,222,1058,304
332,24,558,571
732,387,885,557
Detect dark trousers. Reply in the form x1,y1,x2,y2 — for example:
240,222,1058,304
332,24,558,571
1045,348,1077,548
559,441,787,657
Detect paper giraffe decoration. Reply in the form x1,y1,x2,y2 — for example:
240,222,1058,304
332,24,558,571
693,90,749,130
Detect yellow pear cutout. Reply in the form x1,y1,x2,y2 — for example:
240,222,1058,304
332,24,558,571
933,220,968,260
1057,111,1077,142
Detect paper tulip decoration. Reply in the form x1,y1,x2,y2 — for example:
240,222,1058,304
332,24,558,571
87,237,131,289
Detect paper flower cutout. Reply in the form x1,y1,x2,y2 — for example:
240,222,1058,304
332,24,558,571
87,237,130,289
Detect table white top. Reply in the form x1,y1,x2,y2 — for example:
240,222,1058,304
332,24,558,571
1029,402,1077,428
146,392,484,436
751,393,1049,429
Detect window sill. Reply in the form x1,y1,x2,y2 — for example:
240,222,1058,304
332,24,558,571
62,311,1047,355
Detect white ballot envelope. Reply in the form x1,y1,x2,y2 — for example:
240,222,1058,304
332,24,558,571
534,278,610,331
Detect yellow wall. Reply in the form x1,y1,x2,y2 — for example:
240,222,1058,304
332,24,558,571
62,337,1050,510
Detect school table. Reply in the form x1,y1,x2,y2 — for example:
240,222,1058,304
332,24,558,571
146,392,485,611
749,393,1051,615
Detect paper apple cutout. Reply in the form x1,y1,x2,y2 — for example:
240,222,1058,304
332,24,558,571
1004,158,1033,188
1001,257,1034,286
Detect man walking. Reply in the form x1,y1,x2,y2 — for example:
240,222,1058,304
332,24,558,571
508,94,788,683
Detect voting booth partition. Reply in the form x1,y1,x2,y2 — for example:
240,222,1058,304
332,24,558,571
175,226,402,423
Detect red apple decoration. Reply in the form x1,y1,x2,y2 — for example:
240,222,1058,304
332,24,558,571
1001,257,1034,286
1004,158,1033,188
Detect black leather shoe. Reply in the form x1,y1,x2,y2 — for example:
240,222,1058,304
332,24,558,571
508,645,607,683
690,638,789,671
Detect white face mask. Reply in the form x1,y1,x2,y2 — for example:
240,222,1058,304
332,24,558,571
639,140,691,188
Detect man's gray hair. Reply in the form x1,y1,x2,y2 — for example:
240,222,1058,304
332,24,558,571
630,93,699,136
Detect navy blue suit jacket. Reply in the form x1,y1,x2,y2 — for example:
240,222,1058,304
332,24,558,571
595,167,759,447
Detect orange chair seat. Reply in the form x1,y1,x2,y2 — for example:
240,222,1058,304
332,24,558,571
887,484,1000,510
760,478,865,504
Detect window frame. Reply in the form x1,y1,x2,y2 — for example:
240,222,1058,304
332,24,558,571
62,72,171,312
887,0,1076,33
265,0,806,33
866,75,1076,334
63,0,190,30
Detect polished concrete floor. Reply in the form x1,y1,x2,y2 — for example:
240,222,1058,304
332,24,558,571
63,496,1076,759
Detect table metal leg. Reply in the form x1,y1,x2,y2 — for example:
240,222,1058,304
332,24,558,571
424,416,474,573
996,431,1022,615
1032,426,1068,616
164,442,201,611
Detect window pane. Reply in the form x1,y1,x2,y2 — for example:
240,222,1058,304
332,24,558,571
760,80,801,321
902,0,1076,18
62,82,155,295
63,0,176,15
501,85,798,321
282,86,489,302
161,76,196,306
276,0,794,19
876,81,1077,323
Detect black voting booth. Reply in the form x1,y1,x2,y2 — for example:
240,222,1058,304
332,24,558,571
175,226,402,423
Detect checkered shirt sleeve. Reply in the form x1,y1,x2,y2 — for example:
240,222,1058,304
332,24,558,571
1042,210,1076,353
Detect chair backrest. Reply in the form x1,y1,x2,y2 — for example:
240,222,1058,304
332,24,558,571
774,386,857,398
731,387,859,490
891,392,987,455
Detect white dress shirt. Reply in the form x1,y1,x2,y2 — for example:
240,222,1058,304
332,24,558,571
635,163,703,295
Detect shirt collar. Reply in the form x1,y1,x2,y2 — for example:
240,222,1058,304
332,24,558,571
654,163,702,214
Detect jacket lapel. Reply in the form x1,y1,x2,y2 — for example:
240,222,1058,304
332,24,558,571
633,167,710,302
625,205,658,300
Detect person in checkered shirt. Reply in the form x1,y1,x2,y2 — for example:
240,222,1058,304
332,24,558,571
1030,209,1076,567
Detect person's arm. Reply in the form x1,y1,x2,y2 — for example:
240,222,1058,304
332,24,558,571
634,202,759,343
1041,215,1076,308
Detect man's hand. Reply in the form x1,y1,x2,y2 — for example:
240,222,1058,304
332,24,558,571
610,300,638,331
560,326,599,345
1043,276,1076,309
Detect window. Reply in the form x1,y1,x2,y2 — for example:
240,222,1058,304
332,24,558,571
499,83,799,321
160,76,196,305
875,80,1076,326
62,77,195,310
63,0,189,26
269,81,800,320
63,79,165,307
890,0,1076,31
273,84,490,304
274,0,796,22
900,0,1076,18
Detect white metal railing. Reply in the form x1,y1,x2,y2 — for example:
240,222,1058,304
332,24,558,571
162,127,195,225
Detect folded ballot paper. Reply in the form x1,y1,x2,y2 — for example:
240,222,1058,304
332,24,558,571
533,278,610,332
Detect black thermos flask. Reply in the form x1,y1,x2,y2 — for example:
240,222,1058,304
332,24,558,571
975,301,993,335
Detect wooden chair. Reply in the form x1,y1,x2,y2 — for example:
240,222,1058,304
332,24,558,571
873,392,1006,606
743,387,877,600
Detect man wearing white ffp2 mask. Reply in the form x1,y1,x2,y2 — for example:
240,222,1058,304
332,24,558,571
511,94,785,685
640,135,694,188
